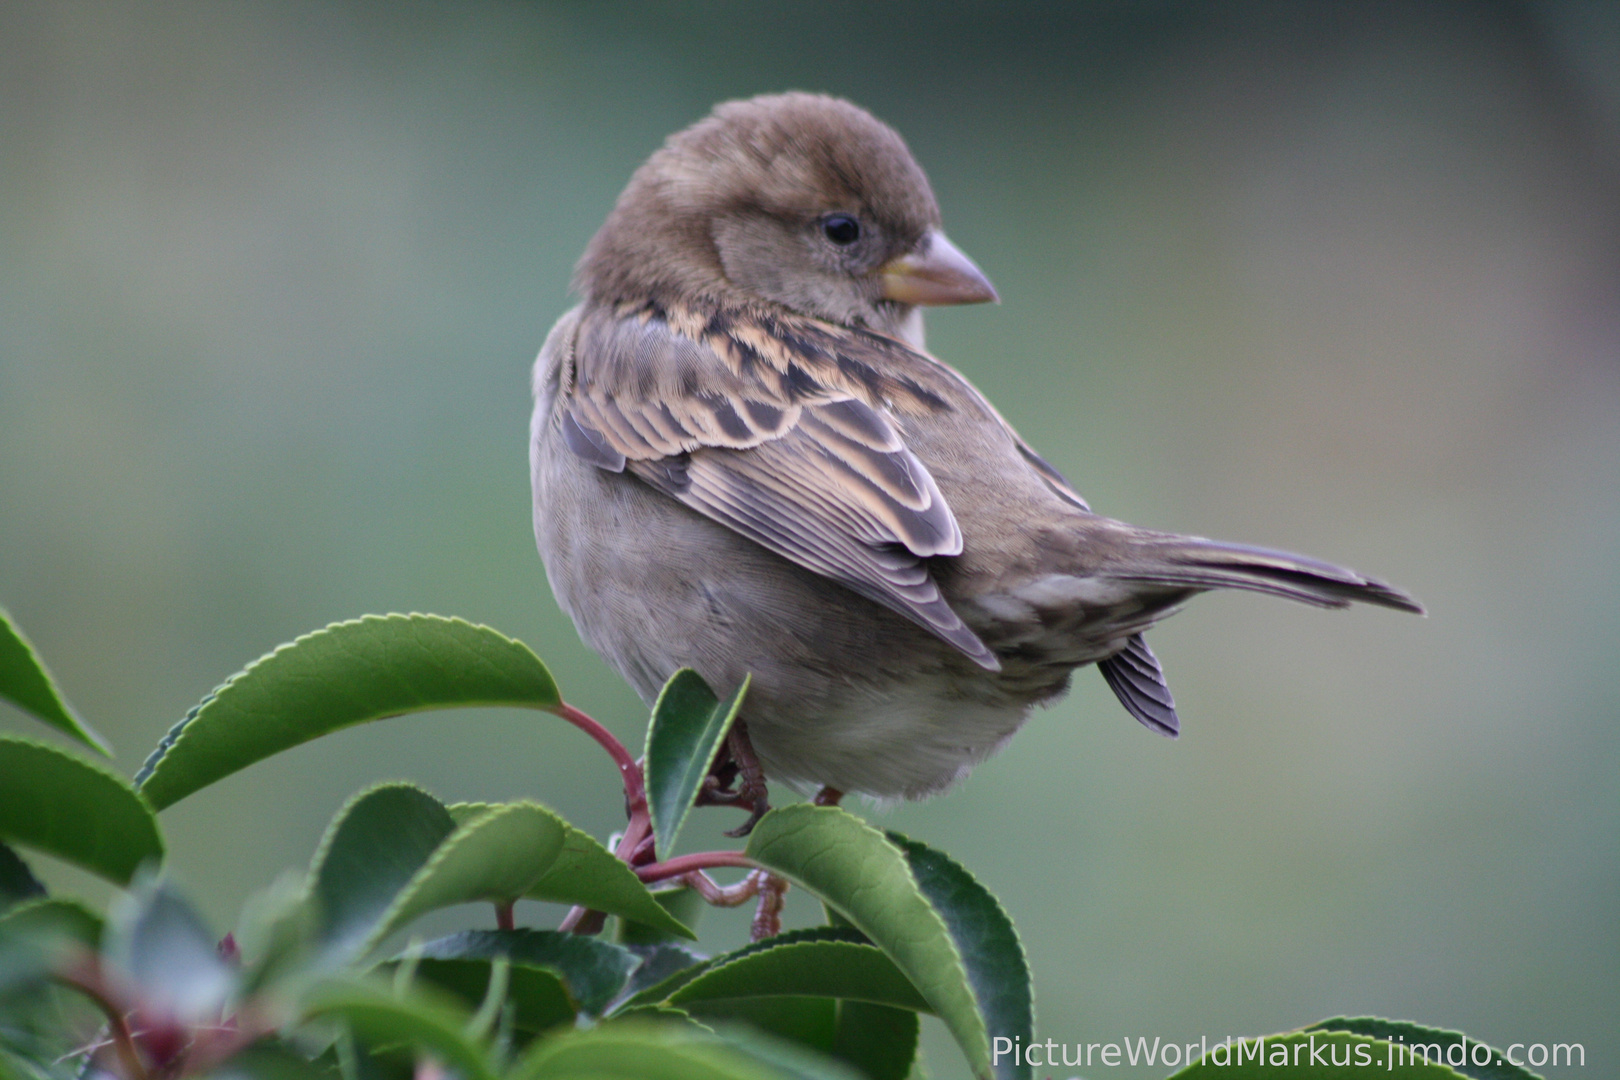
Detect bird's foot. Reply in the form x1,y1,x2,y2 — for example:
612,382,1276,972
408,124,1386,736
694,721,772,835
722,721,771,837
813,786,844,807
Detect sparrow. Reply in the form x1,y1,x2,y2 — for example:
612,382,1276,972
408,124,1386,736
529,92,1421,816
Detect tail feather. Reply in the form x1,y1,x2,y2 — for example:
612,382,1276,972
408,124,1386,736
1098,634,1179,737
1113,537,1425,615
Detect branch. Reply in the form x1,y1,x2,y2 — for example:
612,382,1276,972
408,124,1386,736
635,850,758,884
547,700,648,829
54,955,147,1080
679,868,764,907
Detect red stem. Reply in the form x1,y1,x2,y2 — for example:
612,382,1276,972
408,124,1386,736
546,698,658,939
549,699,642,793
55,955,148,1080
635,850,758,884
679,868,763,907
548,700,647,818
546,698,659,872
614,814,654,865
494,901,515,931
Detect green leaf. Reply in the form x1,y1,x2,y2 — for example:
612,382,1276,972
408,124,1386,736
301,979,499,1080
832,1002,920,1080
0,735,164,884
641,927,926,1076
1164,1029,1480,1077
0,920,65,996
310,786,568,961
745,807,997,1079
1305,1018,1543,1080
0,897,104,948
527,824,697,941
136,615,562,810
393,957,576,1042
884,832,1031,1079
645,670,748,859
448,803,697,941
309,784,457,960
444,802,500,826
203,1041,341,1080
665,928,930,1014
0,606,109,755
0,898,102,995
0,843,46,913
412,929,638,1017
512,1021,862,1080
106,874,235,1021
606,1003,709,1029
614,943,711,1011
690,997,837,1055
711,1025,875,1080
614,885,706,946
370,803,565,954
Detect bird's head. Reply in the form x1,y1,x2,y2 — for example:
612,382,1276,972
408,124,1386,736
574,92,997,344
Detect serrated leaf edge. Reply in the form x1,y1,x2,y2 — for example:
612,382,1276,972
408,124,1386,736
887,831,1034,1075
747,807,986,1075
668,935,931,1013
0,734,165,878
135,614,558,803
0,605,110,755
645,671,749,859
357,801,567,958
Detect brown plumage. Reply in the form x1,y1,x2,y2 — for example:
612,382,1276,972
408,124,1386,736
530,92,1421,803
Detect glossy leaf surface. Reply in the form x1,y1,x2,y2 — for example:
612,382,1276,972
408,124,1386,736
302,979,499,1080
886,831,1032,1078
309,786,568,960
0,736,163,884
137,615,562,809
309,784,457,960
512,1021,863,1080
666,927,929,1014
414,928,638,1016
645,670,748,858
450,803,697,941
745,806,1000,1079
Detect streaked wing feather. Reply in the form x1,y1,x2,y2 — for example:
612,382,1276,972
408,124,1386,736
563,302,997,670
632,449,994,665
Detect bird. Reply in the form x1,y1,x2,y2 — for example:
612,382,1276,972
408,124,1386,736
529,92,1421,821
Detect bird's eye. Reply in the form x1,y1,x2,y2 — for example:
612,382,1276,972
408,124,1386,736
821,214,861,246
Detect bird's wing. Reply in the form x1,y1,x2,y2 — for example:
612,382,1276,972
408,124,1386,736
1014,442,1090,511
557,300,998,670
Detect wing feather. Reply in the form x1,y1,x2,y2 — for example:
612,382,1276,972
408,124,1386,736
561,301,998,670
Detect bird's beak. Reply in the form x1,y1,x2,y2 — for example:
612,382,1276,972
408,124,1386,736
879,230,999,306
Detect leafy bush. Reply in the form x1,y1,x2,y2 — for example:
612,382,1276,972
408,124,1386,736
1,607,1540,1079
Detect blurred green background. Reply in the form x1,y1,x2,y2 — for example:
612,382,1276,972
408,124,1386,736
2,2,1616,1076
